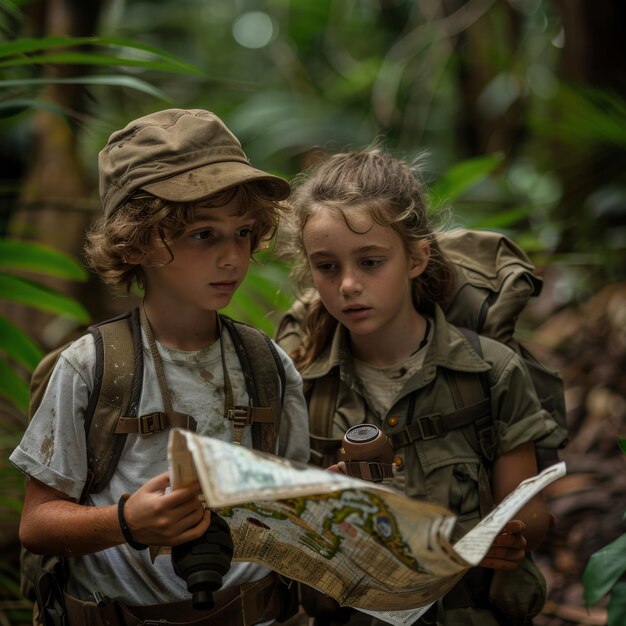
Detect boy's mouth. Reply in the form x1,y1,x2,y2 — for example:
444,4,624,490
210,281,238,293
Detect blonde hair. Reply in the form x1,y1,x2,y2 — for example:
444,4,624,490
284,148,455,370
85,182,283,293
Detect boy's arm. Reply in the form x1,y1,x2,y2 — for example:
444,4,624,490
480,441,550,570
20,472,211,557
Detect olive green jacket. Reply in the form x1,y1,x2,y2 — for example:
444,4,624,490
284,305,559,540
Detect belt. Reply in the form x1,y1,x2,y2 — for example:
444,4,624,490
64,572,284,626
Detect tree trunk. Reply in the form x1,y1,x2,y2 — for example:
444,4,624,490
4,0,126,351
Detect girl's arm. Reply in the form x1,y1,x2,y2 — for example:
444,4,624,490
480,441,551,570
19,472,211,557
492,441,550,550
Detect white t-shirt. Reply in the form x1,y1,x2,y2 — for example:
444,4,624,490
10,324,310,605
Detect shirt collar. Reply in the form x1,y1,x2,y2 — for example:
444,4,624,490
302,304,490,388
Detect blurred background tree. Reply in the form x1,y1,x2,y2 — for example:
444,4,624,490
0,0,624,623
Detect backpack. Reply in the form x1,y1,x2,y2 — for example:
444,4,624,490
275,228,568,472
20,306,286,608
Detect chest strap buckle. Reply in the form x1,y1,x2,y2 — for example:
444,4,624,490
227,406,253,427
139,412,165,435
416,414,442,440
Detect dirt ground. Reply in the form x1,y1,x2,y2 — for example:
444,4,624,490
530,283,626,626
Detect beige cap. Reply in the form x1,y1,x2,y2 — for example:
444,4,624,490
98,108,290,218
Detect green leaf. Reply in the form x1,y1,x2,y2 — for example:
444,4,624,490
531,85,626,149
0,0,21,20
0,98,70,119
0,52,201,74
618,439,626,454
469,205,535,230
0,273,90,322
0,75,170,100
428,153,505,210
608,581,626,626
0,240,87,280
225,287,274,335
0,315,43,370
583,533,626,606
0,357,29,411
0,35,204,75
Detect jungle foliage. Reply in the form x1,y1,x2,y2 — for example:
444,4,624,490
0,0,624,623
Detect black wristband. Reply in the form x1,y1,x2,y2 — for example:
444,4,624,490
118,494,148,551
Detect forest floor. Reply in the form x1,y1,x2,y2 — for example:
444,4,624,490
530,282,626,626
1,283,624,626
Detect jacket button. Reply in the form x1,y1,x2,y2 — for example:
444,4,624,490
387,415,399,427
394,456,404,471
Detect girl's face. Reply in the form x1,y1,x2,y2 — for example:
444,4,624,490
302,207,428,341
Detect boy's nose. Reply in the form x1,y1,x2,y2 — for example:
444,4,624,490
217,240,242,267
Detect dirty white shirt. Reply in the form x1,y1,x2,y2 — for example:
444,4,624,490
10,325,310,605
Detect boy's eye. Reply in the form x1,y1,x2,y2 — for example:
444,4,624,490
237,227,253,238
315,262,336,273
191,229,214,241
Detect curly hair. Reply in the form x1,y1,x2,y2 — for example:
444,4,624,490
282,148,455,370
85,182,284,293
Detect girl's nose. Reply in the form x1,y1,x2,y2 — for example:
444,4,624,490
339,271,362,295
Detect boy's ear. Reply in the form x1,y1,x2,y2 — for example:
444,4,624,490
124,250,146,265
408,240,430,279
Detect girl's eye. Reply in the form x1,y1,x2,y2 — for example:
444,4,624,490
237,227,253,238
315,262,336,273
361,258,383,268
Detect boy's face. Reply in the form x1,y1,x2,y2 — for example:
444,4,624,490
142,197,255,314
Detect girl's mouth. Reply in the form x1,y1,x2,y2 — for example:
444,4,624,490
342,305,371,319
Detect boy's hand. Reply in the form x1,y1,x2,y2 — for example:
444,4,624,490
122,471,211,547
479,519,527,570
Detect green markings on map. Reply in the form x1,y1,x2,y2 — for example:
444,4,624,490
219,490,419,570
218,503,289,521
301,491,419,569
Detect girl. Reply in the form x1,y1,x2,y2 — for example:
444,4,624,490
276,148,559,626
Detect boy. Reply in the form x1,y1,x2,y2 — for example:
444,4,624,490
11,108,310,625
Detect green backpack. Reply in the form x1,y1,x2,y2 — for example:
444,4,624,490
275,228,568,471
20,307,286,613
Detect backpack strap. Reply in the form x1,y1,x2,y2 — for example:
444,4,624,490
306,373,342,466
448,327,496,462
389,398,492,448
220,316,285,453
115,307,197,437
82,309,143,496
389,329,494,461
85,309,283,496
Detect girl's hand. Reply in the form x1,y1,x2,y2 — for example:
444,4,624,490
122,471,211,547
479,520,527,570
326,463,345,474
